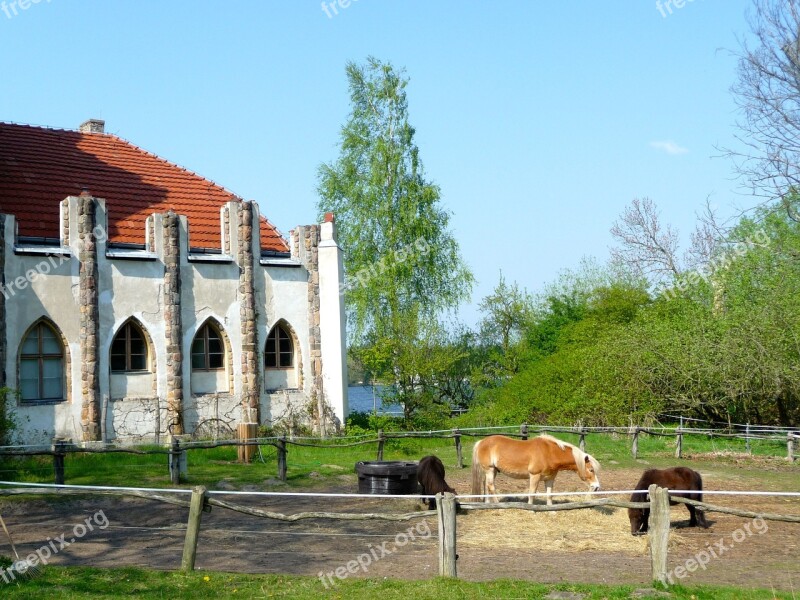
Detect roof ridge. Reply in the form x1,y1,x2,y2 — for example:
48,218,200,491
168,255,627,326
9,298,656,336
0,120,82,133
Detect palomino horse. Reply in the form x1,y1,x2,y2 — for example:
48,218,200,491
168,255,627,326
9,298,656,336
471,434,601,504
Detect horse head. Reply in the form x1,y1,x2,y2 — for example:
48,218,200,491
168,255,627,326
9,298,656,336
579,454,601,492
628,506,647,536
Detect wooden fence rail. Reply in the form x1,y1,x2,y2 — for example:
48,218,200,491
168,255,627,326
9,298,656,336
0,483,798,584
1,424,798,486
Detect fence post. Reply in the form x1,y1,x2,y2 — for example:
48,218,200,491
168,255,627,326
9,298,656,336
169,438,183,485
579,429,586,452
789,434,796,462
453,429,463,469
520,423,528,441
52,440,66,485
675,429,683,459
648,484,670,585
181,485,208,572
277,436,287,481
436,492,458,578
377,430,385,461
237,422,258,464
631,427,640,459
746,422,751,454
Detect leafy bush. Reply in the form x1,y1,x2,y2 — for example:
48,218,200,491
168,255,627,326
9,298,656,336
0,387,15,446
345,408,450,435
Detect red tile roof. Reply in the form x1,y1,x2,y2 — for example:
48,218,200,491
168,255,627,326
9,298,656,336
0,122,289,252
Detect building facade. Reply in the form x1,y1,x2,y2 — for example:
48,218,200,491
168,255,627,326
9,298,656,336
0,120,348,445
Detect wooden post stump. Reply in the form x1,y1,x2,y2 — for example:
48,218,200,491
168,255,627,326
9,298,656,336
520,423,528,441
675,430,683,459
788,434,796,462
436,492,458,578
631,427,640,459
745,423,751,454
277,436,287,481
52,440,66,485
579,430,586,452
376,429,385,461
169,437,183,485
237,422,259,463
181,485,208,572
648,484,670,585
453,429,463,469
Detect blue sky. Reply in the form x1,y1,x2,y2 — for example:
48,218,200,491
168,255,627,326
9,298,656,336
0,0,755,325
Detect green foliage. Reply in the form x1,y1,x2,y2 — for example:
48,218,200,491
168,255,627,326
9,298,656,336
317,57,473,342
0,387,16,446
345,402,451,434
317,57,473,421
467,199,800,427
475,273,534,382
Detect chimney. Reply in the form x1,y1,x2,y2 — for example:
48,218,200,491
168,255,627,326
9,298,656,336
79,119,105,134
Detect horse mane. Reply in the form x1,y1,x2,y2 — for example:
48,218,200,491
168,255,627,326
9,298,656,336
537,434,600,478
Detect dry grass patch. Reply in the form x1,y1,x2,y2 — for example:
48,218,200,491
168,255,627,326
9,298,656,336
458,498,686,554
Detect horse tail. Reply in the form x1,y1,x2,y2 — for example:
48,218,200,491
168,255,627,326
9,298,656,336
695,469,704,503
471,439,485,496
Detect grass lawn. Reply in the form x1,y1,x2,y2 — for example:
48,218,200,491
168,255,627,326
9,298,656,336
0,432,797,598
1,567,796,600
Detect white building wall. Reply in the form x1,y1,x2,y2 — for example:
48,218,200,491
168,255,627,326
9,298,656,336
2,214,82,446
318,220,348,424
1,197,346,445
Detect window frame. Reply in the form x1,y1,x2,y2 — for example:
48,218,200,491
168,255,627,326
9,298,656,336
265,324,294,370
191,323,225,372
19,322,65,402
110,322,149,373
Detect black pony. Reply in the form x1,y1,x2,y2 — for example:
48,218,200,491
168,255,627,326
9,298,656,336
628,467,709,535
417,455,456,510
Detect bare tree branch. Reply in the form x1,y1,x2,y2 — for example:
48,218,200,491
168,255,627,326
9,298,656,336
685,197,725,270
610,197,683,285
726,0,800,216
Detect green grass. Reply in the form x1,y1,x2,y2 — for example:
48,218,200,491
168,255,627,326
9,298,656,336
0,567,794,599
0,437,461,490
0,435,796,598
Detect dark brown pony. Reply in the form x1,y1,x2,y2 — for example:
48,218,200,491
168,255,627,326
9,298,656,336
628,467,709,535
417,455,456,510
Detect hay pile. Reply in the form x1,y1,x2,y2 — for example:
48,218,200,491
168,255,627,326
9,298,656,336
458,500,686,554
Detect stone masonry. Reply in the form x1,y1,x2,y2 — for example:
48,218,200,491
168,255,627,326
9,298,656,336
238,202,260,423
162,212,184,435
291,224,323,411
78,195,101,441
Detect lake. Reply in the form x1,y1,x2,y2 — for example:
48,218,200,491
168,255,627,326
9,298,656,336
347,385,403,415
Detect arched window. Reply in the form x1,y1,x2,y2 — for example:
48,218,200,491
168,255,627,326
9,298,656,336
192,323,224,371
110,321,149,372
265,324,293,369
19,322,65,401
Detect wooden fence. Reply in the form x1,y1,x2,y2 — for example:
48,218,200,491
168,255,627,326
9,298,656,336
0,423,797,486
0,482,798,585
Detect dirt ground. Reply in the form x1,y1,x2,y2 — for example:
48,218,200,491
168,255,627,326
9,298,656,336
2,457,798,591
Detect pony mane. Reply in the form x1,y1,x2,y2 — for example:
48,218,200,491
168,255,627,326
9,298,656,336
537,434,600,477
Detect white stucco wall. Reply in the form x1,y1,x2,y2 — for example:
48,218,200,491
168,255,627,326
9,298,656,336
2,198,346,445
318,220,348,424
